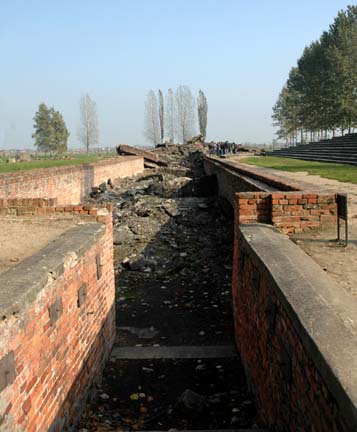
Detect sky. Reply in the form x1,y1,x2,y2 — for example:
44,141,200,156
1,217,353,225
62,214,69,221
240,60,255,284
0,0,354,149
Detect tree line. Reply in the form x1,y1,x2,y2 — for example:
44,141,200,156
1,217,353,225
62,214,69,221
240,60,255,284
272,5,357,145
32,94,99,153
144,85,208,146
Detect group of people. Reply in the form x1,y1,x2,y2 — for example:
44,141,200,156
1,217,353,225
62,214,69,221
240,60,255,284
207,141,240,156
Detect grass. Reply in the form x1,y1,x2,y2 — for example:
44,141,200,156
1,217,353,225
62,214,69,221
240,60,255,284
240,156,357,184
0,153,117,174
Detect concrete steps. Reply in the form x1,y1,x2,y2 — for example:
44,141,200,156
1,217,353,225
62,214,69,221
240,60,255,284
268,154,357,165
111,345,238,360
268,135,357,164
108,345,269,430
136,429,268,432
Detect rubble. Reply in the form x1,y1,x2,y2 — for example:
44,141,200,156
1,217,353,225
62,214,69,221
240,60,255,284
176,389,207,414
116,144,168,167
79,142,261,430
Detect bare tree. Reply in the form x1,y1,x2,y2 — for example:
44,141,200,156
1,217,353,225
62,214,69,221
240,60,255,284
78,94,99,153
144,90,160,146
158,89,164,144
175,85,196,143
197,89,208,140
165,88,175,143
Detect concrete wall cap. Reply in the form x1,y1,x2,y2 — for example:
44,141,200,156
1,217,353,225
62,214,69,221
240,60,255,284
239,223,357,420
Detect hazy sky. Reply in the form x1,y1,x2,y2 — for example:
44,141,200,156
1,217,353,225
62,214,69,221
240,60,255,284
0,0,353,149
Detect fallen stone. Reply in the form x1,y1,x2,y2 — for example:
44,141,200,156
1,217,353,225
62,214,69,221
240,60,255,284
113,226,134,245
142,367,154,373
176,389,207,414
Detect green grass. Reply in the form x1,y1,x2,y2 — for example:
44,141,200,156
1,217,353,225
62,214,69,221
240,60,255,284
241,156,357,184
0,153,117,174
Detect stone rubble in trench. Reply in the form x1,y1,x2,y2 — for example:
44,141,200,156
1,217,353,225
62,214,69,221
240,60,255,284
78,144,262,431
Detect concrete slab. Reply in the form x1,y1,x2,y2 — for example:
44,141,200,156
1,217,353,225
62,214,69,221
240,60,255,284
111,345,237,360
135,430,268,432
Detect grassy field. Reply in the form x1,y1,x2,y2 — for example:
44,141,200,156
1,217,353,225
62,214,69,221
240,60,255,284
241,156,357,184
0,153,117,174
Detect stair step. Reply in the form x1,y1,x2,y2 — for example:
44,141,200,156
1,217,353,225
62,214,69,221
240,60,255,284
111,345,237,360
268,155,357,165
135,429,268,432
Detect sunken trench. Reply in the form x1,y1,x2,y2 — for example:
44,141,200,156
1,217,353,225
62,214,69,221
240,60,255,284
78,145,265,431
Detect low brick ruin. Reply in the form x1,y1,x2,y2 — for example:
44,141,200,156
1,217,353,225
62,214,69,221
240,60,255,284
0,156,144,205
204,156,338,234
0,151,355,431
0,156,144,430
236,191,337,234
233,225,357,431
204,155,357,430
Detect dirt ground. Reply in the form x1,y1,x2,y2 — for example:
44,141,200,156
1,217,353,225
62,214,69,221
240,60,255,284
235,155,357,296
0,219,74,274
78,145,262,431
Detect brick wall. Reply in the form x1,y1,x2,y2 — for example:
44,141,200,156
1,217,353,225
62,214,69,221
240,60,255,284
236,192,337,234
0,210,115,431
236,193,271,224
203,156,303,196
203,158,263,205
0,197,114,222
204,157,339,234
232,224,357,431
0,156,144,205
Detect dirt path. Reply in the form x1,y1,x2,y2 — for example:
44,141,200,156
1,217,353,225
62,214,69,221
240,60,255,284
78,147,262,431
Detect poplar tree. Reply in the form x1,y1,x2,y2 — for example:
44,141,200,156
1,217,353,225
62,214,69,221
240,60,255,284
327,5,357,133
158,89,164,144
144,90,160,146
197,90,208,140
175,85,196,144
272,6,357,141
165,88,175,143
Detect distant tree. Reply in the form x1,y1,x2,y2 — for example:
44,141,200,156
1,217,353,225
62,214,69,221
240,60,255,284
158,89,164,144
327,5,357,133
32,103,55,152
165,88,175,143
144,90,160,146
78,94,99,153
175,85,196,143
197,90,208,140
50,108,69,153
273,6,357,141
32,103,69,153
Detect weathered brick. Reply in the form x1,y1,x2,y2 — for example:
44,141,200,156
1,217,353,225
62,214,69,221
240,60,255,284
0,157,144,205
0,215,115,430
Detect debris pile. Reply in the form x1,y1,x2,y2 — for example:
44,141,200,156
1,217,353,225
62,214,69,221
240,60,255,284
79,143,261,431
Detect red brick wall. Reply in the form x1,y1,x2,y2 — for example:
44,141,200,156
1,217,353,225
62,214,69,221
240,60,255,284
203,156,303,194
236,192,271,224
232,224,355,431
203,158,263,205
0,213,115,431
0,156,144,205
236,192,337,234
0,197,114,222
